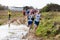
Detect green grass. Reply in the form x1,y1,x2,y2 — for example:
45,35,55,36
36,12,60,37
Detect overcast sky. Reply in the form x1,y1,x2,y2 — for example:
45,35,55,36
0,0,60,9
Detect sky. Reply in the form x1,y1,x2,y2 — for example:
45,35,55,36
0,0,60,9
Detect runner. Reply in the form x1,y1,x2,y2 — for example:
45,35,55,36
25,9,30,25
34,10,41,31
22,9,30,25
28,11,33,29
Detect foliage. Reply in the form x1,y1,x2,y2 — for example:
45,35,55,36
41,3,60,12
0,4,8,10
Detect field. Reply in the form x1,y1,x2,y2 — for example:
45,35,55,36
0,10,23,25
0,10,60,40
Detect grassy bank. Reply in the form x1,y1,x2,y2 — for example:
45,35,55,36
35,12,60,40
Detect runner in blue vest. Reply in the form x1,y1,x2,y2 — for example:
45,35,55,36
28,11,33,29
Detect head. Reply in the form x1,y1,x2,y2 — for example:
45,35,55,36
35,10,40,14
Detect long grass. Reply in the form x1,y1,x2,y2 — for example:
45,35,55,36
0,10,23,25
36,12,60,37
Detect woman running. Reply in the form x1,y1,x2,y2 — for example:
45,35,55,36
28,10,33,29
34,10,41,31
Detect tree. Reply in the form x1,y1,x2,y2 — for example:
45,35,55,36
0,4,8,10
41,3,60,12
0,4,4,10
23,6,34,10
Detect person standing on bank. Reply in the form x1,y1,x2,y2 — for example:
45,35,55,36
8,10,11,27
8,10,11,20
34,10,41,31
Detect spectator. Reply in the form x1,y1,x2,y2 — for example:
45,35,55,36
8,10,11,20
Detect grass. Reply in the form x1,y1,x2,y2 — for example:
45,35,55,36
0,10,23,25
35,12,60,38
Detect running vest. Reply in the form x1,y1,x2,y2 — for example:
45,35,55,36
26,9,30,15
35,14,40,22
28,15,33,21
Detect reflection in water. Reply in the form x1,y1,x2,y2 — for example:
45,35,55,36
8,23,10,28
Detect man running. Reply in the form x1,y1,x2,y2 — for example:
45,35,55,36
28,10,33,29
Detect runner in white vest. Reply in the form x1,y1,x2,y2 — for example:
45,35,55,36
34,10,41,31
35,13,40,22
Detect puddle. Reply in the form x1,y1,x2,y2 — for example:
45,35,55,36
0,24,29,40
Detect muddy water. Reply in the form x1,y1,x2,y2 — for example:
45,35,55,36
0,24,29,40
